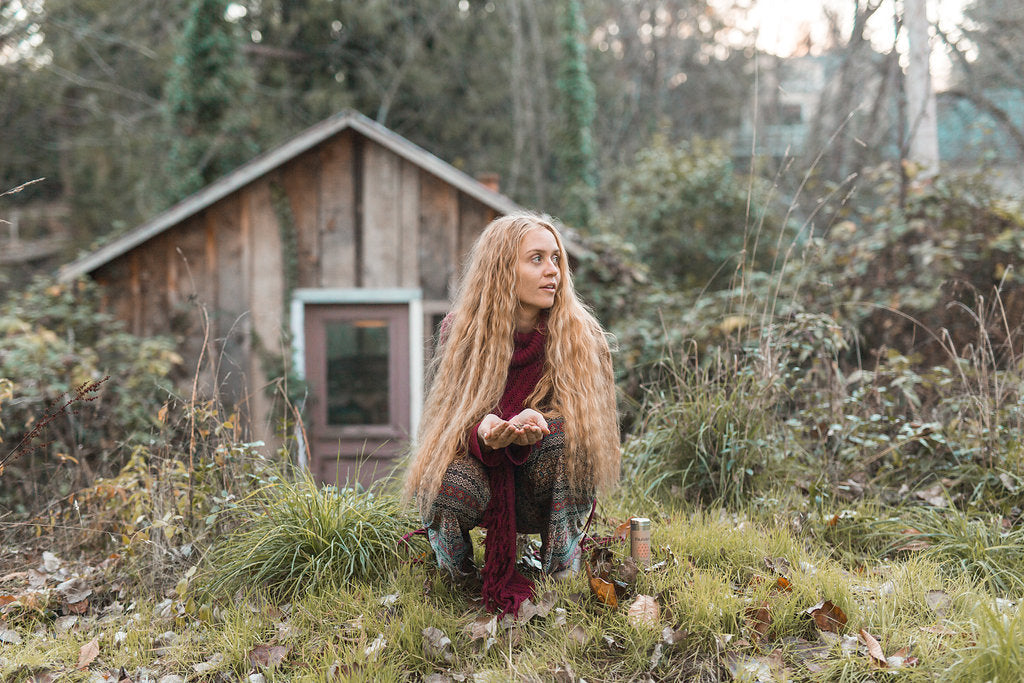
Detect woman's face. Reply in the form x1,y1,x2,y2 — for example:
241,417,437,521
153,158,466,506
515,226,561,320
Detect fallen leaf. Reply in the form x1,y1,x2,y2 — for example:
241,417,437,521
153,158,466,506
915,484,947,507
57,577,92,604
662,626,688,645
364,633,386,661
535,590,557,618
422,626,452,662
603,634,625,651
68,599,89,615
775,576,792,592
745,601,772,641
77,637,100,670
620,556,639,584
517,599,540,623
649,642,664,669
585,563,618,608
614,518,633,541
859,629,887,668
192,653,224,674
0,629,22,644
378,593,399,607
886,645,917,669
248,644,288,668
467,615,497,641
805,600,847,633
42,552,61,573
724,652,777,682
627,595,660,628
925,590,950,616
568,625,588,644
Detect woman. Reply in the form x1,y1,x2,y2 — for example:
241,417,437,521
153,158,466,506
404,212,620,616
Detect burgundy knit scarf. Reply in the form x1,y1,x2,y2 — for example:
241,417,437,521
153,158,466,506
476,322,547,617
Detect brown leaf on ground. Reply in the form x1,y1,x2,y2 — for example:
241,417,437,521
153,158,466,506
662,626,688,645
467,614,498,641
76,637,100,670
614,518,633,541
568,624,588,644
886,645,918,668
67,599,89,615
535,590,558,617
627,595,660,628
422,626,453,662
57,577,92,604
805,600,847,633
859,629,887,667
775,576,792,592
745,600,772,641
585,563,618,608
249,644,289,668
620,556,639,584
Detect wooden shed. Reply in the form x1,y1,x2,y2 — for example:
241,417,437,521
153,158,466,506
59,110,521,484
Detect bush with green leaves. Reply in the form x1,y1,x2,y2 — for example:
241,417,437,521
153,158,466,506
599,135,788,291
0,277,180,511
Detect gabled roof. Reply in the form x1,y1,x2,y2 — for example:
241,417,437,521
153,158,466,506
59,110,521,281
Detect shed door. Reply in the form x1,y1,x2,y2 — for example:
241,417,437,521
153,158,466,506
304,303,411,485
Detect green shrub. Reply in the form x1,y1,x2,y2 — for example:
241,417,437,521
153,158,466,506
0,277,180,511
622,345,787,506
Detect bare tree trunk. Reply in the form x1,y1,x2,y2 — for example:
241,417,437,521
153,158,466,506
508,0,527,199
523,0,550,207
904,0,939,176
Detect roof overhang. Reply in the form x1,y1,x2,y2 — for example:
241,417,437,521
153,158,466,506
59,110,522,281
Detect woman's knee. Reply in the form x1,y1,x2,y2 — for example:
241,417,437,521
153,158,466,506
431,456,490,527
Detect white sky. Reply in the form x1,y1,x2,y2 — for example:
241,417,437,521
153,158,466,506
742,0,970,87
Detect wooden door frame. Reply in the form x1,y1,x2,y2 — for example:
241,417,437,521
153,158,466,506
289,288,423,471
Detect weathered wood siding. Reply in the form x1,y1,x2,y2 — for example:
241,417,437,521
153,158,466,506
89,128,500,441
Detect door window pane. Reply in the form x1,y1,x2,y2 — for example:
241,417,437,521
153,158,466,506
325,319,389,425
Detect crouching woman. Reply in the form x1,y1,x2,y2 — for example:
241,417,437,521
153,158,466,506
403,212,620,616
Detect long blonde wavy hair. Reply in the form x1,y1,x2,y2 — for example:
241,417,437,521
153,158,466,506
403,212,620,516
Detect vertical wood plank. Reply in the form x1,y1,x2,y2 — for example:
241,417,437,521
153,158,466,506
458,195,493,267
281,150,322,288
399,160,420,288
210,193,249,407
129,251,141,336
418,172,458,300
319,133,357,288
247,178,285,443
361,141,401,288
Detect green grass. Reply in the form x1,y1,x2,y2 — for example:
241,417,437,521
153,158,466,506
6,492,1021,682
201,474,427,602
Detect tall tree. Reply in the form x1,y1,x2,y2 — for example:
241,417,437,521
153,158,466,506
555,0,598,227
163,0,257,205
904,0,939,177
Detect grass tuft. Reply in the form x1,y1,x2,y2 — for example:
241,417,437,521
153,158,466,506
202,473,425,602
